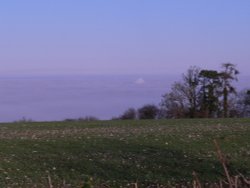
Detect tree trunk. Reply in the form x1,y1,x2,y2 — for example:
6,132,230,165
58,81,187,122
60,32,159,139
223,87,228,118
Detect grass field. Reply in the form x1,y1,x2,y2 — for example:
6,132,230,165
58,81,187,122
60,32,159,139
0,119,250,187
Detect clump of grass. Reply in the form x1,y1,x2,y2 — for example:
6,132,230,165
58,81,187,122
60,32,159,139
190,140,250,188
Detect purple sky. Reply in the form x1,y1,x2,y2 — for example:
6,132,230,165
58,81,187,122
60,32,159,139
0,1,250,76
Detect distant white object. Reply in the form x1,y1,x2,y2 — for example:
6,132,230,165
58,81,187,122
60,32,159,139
135,78,145,84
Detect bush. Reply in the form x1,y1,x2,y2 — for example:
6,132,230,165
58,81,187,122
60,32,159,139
138,104,159,119
119,108,137,120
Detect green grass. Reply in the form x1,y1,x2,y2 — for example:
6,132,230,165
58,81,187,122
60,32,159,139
0,118,250,187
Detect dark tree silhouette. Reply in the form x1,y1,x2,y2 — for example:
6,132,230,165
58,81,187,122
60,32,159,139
199,70,221,118
119,108,137,120
182,66,201,118
138,104,159,119
161,66,200,118
220,63,239,118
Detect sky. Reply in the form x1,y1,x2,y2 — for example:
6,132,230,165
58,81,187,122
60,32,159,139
0,0,250,76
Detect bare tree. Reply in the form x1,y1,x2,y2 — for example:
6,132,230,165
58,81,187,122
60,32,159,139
182,66,201,118
161,66,200,118
236,89,250,117
160,86,187,118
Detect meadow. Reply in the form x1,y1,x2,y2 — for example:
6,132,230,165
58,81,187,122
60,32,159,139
0,119,250,187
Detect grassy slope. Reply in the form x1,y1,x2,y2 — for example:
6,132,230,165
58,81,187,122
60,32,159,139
0,119,250,187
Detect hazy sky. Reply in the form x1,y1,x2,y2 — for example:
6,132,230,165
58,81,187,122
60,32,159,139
0,1,250,76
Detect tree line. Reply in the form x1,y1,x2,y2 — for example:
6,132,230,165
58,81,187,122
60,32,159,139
118,63,250,120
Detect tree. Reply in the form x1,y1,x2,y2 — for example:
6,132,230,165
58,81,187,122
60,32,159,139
236,89,250,117
160,87,187,118
199,70,221,118
220,63,239,118
138,104,159,119
119,108,137,120
160,66,201,118
160,63,241,119
182,66,201,118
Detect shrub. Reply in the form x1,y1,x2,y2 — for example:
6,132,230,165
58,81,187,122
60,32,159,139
137,104,159,119
119,108,137,120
